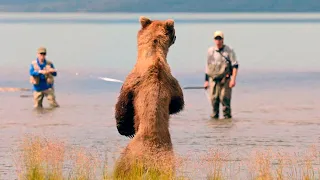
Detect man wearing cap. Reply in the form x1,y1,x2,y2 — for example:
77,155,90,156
29,47,59,108
204,31,239,119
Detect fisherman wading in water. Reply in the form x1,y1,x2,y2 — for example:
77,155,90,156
204,31,239,119
29,47,59,108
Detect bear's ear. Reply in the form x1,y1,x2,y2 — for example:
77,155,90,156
139,16,152,28
165,19,174,29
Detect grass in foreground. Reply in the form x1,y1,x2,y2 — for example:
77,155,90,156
14,135,65,180
112,161,177,180
13,135,320,180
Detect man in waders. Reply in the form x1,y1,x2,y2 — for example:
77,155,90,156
204,31,239,119
29,47,59,108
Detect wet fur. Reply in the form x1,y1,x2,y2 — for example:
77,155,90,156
114,16,184,176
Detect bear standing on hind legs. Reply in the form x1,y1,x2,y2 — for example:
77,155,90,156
114,16,184,178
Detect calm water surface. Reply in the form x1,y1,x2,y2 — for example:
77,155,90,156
0,13,320,179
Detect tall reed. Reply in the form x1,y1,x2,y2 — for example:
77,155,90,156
13,135,320,180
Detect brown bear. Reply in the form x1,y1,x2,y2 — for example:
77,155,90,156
113,16,184,178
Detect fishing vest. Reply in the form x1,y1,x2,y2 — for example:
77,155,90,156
29,60,54,85
206,47,232,81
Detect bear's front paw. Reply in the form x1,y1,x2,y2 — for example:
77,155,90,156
169,96,184,114
116,123,135,138
125,134,135,139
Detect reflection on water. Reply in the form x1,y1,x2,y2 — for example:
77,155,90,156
206,118,235,128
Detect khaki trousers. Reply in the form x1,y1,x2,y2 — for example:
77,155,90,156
208,78,232,118
33,88,59,108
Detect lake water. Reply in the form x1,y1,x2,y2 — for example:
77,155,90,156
0,13,320,179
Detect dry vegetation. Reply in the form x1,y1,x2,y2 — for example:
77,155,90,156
12,135,320,180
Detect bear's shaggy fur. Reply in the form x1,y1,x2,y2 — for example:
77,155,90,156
113,16,184,177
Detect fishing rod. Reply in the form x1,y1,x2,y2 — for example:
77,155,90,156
98,79,208,91
96,78,215,107
3,74,207,98
0,75,124,97
183,86,206,90
96,77,123,83
182,86,212,106
98,79,209,90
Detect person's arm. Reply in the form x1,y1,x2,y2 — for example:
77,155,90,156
231,67,238,81
49,63,57,76
204,49,211,88
29,64,40,76
205,60,209,82
229,48,239,87
205,73,209,81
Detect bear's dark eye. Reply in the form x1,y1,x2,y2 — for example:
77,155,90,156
165,29,173,36
165,26,174,35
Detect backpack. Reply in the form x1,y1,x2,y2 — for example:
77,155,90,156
207,48,232,81
29,60,54,85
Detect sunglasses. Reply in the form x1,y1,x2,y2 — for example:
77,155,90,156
214,37,223,40
40,53,46,55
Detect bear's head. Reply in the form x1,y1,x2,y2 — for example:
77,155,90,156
137,16,176,48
